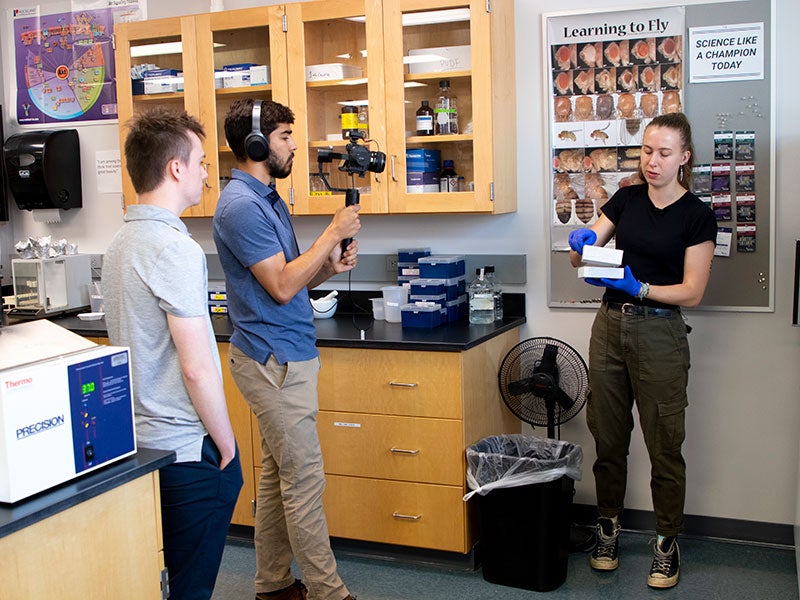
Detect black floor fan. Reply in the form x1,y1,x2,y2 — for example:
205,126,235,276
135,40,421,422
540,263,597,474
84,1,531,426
497,336,595,552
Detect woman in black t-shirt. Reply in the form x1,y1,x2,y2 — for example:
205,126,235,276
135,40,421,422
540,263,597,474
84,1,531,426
568,112,717,590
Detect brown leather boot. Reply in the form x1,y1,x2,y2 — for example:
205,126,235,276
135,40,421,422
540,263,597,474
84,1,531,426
255,579,308,600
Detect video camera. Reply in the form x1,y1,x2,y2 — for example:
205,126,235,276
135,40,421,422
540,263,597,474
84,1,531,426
317,132,386,177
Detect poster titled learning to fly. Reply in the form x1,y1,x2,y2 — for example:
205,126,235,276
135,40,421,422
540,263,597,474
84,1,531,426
546,7,685,234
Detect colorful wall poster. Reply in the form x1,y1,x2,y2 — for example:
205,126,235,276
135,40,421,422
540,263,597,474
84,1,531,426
12,1,143,125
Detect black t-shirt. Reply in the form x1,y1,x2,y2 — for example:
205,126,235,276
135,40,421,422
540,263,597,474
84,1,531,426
600,184,717,308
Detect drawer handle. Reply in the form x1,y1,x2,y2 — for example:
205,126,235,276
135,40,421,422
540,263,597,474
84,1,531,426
392,512,421,521
389,381,418,388
390,447,420,455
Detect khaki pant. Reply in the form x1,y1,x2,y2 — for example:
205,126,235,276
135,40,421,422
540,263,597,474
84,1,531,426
228,345,348,600
587,303,690,536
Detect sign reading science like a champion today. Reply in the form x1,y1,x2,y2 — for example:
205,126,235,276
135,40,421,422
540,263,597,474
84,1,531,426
689,22,764,83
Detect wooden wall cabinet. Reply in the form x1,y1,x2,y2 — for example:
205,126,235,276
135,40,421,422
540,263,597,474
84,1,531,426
115,0,515,217
114,7,290,217
285,0,516,215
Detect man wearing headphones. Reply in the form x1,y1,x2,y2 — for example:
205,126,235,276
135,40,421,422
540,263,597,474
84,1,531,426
213,99,359,600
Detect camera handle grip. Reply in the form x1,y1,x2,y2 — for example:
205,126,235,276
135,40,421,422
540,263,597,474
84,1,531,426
341,188,360,255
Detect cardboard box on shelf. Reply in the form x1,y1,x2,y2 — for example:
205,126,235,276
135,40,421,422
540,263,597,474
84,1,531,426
221,63,271,88
305,63,363,82
142,69,183,94
407,45,471,74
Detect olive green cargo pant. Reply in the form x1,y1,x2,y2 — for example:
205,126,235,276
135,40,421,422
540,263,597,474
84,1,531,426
587,303,691,537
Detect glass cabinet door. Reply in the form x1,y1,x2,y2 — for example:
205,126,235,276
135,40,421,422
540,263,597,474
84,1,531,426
286,0,388,215
196,7,288,215
384,0,499,213
115,17,192,211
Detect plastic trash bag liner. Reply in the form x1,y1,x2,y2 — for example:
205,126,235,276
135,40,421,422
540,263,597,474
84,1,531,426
464,434,582,501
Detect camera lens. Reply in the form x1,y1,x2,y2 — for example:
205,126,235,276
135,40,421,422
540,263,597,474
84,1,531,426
368,150,386,174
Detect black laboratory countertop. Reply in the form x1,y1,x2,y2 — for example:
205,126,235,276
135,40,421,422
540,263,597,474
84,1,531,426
0,448,175,539
49,292,527,353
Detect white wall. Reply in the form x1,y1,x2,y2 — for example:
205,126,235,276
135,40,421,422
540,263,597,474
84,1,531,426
2,0,799,527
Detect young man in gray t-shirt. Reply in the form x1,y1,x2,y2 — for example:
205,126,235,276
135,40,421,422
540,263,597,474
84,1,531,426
103,109,242,600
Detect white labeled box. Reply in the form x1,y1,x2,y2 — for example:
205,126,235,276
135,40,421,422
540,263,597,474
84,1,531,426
578,266,624,279
305,63,363,82
582,245,623,267
142,69,183,94
249,64,270,85
221,63,271,88
407,45,472,74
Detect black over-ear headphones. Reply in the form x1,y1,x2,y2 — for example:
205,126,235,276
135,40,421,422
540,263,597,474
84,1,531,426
244,100,269,162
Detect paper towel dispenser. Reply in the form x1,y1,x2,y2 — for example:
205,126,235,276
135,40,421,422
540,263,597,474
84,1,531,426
3,129,82,211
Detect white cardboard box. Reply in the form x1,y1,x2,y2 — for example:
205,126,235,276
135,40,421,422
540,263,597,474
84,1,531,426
407,45,472,74
221,64,271,88
582,245,623,267
249,64,270,85
305,63,363,82
578,266,624,279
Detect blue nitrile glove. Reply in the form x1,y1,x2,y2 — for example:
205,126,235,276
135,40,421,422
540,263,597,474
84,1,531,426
584,265,642,298
568,228,597,254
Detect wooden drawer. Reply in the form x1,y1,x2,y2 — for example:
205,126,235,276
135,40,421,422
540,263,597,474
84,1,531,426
318,347,462,418
318,411,463,485
322,474,467,553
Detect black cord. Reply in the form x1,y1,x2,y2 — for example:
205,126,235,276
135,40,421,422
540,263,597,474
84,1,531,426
346,268,374,335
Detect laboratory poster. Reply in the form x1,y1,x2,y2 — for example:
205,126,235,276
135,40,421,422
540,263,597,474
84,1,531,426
546,6,685,237
11,1,144,125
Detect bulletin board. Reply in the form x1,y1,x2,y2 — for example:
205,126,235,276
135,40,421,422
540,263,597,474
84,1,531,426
544,0,775,311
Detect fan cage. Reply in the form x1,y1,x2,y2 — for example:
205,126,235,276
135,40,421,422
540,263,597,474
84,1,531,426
498,337,589,429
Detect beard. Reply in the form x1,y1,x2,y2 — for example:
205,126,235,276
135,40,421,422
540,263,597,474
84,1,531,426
267,149,293,179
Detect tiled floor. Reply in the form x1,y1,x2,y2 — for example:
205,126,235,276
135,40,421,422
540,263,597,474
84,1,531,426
211,530,798,599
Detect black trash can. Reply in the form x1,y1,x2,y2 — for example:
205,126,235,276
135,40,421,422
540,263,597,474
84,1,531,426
465,434,582,592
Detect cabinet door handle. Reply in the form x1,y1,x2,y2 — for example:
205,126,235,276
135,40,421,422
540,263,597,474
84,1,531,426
392,512,422,521
391,154,398,182
390,447,420,455
389,381,418,387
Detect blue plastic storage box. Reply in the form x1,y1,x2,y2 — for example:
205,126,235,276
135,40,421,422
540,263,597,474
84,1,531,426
418,255,466,279
444,275,467,300
401,302,444,328
445,295,468,322
410,278,446,296
397,247,432,263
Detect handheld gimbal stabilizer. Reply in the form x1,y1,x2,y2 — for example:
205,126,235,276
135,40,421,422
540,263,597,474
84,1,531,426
316,132,386,253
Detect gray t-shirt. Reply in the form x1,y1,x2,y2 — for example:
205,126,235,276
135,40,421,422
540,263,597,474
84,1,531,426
102,204,219,462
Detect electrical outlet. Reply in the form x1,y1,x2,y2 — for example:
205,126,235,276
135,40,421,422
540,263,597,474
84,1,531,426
386,255,398,272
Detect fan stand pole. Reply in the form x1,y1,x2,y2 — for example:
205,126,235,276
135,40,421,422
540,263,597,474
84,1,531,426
546,399,556,439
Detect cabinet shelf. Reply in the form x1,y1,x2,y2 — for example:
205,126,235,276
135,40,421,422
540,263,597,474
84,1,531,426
306,78,369,90
215,84,273,97
406,134,472,144
132,92,185,103
309,139,349,147
404,69,470,82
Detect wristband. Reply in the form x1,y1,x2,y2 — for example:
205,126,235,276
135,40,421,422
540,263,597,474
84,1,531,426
637,281,650,300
